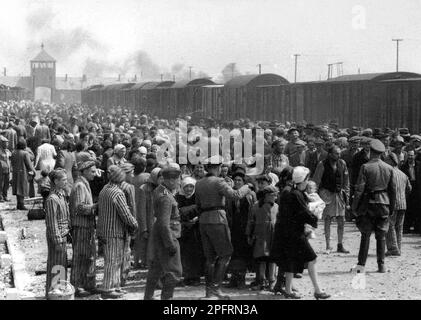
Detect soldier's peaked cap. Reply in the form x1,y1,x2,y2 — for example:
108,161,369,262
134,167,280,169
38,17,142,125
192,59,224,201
370,139,385,153
161,167,181,179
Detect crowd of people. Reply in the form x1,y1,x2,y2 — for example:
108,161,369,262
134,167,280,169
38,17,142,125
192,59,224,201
0,99,420,300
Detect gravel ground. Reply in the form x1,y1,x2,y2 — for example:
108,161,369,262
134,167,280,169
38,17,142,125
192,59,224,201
1,200,421,300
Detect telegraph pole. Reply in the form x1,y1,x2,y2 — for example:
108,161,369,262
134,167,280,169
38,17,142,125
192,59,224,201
257,64,261,74
189,66,193,80
293,54,300,83
392,39,403,72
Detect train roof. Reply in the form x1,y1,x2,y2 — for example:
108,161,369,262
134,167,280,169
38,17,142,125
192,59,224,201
224,74,289,88
102,83,136,90
171,78,215,89
327,72,421,82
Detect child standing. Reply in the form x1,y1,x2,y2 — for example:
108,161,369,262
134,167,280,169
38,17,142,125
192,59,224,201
246,185,279,291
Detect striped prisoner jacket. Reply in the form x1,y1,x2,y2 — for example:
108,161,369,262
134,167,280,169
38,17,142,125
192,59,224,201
45,189,70,245
69,176,96,228
97,183,138,239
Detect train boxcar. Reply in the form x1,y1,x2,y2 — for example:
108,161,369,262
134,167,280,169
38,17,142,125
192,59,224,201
138,81,173,116
257,72,421,131
223,74,289,120
168,78,215,118
201,85,224,120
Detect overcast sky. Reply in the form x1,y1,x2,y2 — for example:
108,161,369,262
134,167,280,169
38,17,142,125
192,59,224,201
1,0,421,82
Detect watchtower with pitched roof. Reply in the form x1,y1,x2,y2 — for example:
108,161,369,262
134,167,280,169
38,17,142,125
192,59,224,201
30,44,56,102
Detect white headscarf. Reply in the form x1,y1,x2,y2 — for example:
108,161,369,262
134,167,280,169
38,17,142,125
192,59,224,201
179,176,196,198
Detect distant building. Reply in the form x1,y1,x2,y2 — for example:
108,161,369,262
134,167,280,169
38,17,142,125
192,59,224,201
0,44,132,104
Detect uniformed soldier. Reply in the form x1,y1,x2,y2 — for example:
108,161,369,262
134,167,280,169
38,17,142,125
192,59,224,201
144,167,182,300
195,155,252,300
352,139,396,273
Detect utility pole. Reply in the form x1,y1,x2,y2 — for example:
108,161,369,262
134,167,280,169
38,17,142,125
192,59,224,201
392,39,403,72
160,74,163,82
293,54,300,83
189,66,193,80
257,64,261,74
327,64,333,79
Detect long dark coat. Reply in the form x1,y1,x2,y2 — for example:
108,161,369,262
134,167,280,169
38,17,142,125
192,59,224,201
226,191,256,271
271,187,318,274
175,193,205,279
11,149,34,197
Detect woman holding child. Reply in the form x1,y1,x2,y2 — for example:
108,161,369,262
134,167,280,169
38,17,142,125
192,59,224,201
272,166,330,300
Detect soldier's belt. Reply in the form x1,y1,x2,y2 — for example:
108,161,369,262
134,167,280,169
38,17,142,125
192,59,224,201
201,206,226,212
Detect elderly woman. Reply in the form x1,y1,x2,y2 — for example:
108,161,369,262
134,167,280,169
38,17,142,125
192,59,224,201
107,144,127,169
175,177,205,286
226,171,256,289
11,139,35,210
275,166,330,299
45,169,70,299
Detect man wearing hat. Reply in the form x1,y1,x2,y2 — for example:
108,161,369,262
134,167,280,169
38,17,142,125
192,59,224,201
352,139,396,273
69,160,98,297
350,137,371,193
0,135,11,202
97,165,138,299
306,138,327,177
391,136,407,168
284,128,305,165
195,156,252,300
3,122,17,151
144,167,182,300
409,135,421,153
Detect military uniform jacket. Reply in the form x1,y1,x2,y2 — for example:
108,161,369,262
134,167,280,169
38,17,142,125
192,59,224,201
195,174,250,225
152,184,181,250
352,158,397,216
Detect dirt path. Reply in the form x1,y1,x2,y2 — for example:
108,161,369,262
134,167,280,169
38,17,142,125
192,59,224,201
1,203,420,300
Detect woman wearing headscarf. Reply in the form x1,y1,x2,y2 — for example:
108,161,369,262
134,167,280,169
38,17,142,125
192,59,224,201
273,166,330,299
133,167,163,269
107,144,127,169
11,138,35,210
45,169,70,299
175,177,205,286
226,171,256,289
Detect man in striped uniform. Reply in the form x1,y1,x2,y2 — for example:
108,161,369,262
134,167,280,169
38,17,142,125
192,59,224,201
45,169,70,299
386,153,412,256
97,165,138,299
69,160,98,297
119,163,137,287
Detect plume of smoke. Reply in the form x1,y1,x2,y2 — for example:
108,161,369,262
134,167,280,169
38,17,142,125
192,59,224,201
221,63,242,82
27,5,105,61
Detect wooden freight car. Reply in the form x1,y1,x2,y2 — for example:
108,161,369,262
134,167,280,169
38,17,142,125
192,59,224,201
166,78,215,118
223,74,289,120
201,85,224,120
257,72,421,131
